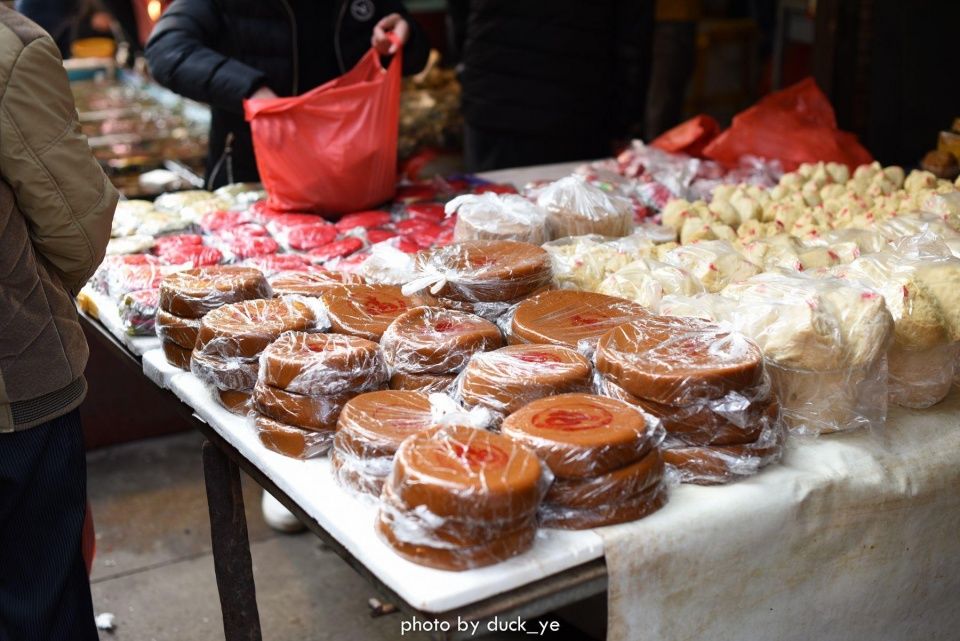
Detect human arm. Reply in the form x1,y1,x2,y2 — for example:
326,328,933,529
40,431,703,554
144,0,268,113
0,34,118,294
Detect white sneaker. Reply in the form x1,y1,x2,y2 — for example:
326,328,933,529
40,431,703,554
261,491,306,533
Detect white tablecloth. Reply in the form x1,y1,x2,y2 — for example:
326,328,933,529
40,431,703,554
602,392,960,641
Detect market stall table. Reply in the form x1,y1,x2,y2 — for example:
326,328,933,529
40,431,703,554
77,160,960,641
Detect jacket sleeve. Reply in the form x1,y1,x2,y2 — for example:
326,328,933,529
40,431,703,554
0,34,118,295
145,0,268,113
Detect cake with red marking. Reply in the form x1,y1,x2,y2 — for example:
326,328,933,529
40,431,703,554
376,425,548,570
459,344,592,417
381,306,503,375
502,393,667,529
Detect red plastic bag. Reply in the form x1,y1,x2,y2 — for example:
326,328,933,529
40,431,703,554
245,45,401,215
651,114,720,157
703,78,872,171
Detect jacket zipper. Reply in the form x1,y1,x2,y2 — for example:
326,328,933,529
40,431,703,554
278,0,300,94
334,0,348,74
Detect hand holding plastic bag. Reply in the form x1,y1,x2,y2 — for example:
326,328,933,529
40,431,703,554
245,40,402,215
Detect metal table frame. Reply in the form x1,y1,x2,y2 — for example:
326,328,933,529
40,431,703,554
80,313,608,641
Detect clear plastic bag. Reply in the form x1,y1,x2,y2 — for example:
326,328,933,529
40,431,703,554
118,289,159,336
257,331,387,396
455,344,593,419
714,271,894,434
376,425,549,570
447,193,548,245
831,234,960,408
508,290,649,355
597,256,704,311
542,234,657,292
380,306,503,375
402,240,552,303
321,284,435,341
660,240,761,293
191,297,328,394
661,411,785,485
158,266,271,319
536,175,634,239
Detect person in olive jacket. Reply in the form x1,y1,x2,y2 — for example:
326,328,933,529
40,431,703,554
145,0,430,188
0,6,118,640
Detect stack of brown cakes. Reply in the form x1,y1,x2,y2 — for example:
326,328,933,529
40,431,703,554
376,425,549,571
502,393,666,528
595,315,783,484
190,298,319,413
254,332,389,459
157,266,270,370
332,390,434,495
381,306,503,393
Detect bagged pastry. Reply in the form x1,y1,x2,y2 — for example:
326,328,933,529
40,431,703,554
832,234,960,408
403,240,552,303
536,175,633,239
447,193,548,244
715,272,894,435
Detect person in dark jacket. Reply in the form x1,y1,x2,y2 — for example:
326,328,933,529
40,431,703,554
449,0,655,172
145,0,430,188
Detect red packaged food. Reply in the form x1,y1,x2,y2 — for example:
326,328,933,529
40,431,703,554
394,218,436,234
200,209,254,233
366,228,397,244
153,234,203,253
335,210,392,232
242,253,312,275
284,222,338,251
307,237,364,262
262,212,326,234
394,184,438,203
226,236,280,260
405,202,446,222
216,223,270,240
158,244,223,268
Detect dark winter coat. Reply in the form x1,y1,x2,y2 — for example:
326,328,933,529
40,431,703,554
449,0,654,141
146,0,430,187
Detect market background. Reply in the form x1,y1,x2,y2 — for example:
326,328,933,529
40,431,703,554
21,0,960,639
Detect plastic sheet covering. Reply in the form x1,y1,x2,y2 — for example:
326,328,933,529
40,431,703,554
712,271,894,435
190,296,327,392
333,391,491,498
403,240,552,303
597,257,705,311
258,331,387,396
500,393,669,525
536,175,634,239
542,234,657,291
456,344,593,419
508,290,649,354
447,192,548,244
380,306,503,375
660,240,761,293
118,289,159,336
158,266,271,319
831,233,960,408
376,425,550,570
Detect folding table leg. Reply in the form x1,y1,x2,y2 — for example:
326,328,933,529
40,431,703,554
202,440,263,641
